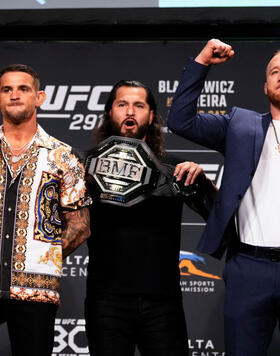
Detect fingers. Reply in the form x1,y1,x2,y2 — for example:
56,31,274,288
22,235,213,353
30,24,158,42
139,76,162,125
174,161,205,186
195,38,234,66
212,39,234,63
211,38,233,56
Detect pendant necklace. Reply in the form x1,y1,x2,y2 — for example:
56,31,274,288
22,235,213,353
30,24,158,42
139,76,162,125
271,120,280,153
4,137,30,163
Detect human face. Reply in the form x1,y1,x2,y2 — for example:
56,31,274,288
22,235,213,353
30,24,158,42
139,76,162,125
0,71,46,125
265,53,280,108
109,86,154,141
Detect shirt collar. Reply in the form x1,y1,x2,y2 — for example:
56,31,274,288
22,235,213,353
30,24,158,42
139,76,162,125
0,124,53,150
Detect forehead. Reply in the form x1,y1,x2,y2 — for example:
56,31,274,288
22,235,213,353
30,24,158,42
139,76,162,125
267,53,280,73
0,71,35,87
114,86,148,102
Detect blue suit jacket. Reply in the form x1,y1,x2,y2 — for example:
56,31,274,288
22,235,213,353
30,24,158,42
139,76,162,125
167,59,271,259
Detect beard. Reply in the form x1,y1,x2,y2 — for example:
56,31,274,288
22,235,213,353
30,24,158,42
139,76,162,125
110,119,150,140
3,106,34,125
266,87,280,109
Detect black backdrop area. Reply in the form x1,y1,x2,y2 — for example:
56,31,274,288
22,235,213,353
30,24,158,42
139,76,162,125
0,40,280,355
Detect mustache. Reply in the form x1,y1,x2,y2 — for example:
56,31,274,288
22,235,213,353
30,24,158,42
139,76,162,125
121,117,138,126
7,102,23,106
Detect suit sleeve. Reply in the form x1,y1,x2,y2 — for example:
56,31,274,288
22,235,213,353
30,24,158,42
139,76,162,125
167,58,234,154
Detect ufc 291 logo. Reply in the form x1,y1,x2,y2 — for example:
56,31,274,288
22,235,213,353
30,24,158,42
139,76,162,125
38,85,113,131
52,318,89,356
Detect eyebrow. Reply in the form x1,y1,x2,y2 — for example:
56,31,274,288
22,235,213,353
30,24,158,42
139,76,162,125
116,99,146,104
0,84,32,89
268,65,280,73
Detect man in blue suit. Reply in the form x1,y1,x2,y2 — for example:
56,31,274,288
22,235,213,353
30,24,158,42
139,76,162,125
168,38,280,356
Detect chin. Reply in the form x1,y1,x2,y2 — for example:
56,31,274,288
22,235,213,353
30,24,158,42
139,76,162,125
122,130,137,138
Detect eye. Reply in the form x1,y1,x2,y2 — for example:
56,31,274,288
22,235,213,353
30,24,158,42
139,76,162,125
118,102,126,107
1,88,11,93
20,86,29,92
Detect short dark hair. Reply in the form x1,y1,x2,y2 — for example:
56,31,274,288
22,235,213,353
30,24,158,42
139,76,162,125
98,80,165,159
0,64,40,90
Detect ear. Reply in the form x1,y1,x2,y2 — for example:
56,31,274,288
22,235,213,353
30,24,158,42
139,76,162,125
264,82,268,96
149,110,154,125
36,90,46,107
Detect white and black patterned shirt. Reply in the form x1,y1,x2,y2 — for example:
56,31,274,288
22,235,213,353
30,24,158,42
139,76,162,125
0,124,91,305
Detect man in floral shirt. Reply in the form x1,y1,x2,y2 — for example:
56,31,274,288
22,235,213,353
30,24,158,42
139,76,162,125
0,64,91,356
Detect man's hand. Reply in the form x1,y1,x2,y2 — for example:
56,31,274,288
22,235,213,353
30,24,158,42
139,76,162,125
195,38,234,66
174,161,204,186
61,207,90,259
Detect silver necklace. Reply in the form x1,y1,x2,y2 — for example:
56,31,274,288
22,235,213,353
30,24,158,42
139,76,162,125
4,137,31,163
5,139,29,152
11,154,24,163
271,120,280,153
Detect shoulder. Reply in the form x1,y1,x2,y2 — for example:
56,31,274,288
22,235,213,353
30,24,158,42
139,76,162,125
231,106,265,117
228,107,267,125
36,125,71,152
49,137,71,151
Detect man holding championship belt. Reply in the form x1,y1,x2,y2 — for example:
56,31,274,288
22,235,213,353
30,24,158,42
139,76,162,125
84,80,217,356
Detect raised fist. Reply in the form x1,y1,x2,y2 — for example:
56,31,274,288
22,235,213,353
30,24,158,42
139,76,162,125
195,38,235,66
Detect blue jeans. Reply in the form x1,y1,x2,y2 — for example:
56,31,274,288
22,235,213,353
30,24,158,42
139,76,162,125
85,294,188,356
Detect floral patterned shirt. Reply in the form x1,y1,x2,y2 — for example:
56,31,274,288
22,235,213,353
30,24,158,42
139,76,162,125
0,124,91,305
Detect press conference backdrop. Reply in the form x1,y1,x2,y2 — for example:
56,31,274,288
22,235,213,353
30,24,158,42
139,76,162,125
0,40,278,355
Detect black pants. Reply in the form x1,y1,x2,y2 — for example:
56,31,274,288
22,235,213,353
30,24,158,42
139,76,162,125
0,298,58,356
85,294,188,356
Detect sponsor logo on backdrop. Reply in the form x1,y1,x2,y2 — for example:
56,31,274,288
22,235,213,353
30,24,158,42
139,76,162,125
180,250,221,294
52,319,89,356
198,80,234,112
38,85,113,131
62,255,88,278
188,339,225,356
38,80,234,132
52,319,225,356
159,79,235,116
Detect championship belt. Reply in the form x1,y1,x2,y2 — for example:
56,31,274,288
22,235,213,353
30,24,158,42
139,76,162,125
85,136,165,207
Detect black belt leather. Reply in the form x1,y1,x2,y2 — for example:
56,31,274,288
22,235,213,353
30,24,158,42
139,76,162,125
239,242,280,262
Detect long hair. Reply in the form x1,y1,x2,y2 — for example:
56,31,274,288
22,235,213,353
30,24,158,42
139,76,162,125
97,80,165,159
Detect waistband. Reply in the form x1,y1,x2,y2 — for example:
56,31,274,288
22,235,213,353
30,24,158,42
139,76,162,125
238,242,280,262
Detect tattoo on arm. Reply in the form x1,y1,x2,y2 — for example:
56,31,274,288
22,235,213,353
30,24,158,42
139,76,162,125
61,207,90,259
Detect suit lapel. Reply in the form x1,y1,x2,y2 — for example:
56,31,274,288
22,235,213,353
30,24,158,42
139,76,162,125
254,112,271,169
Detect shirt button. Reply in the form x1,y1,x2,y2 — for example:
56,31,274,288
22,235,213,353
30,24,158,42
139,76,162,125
4,262,8,266
5,234,9,239
8,207,12,212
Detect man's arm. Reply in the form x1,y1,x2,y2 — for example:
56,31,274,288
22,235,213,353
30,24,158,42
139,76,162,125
61,207,90,259
167,39,235,152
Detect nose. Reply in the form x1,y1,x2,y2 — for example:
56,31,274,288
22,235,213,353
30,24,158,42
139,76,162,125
126,104,134,116
10,89,20,100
